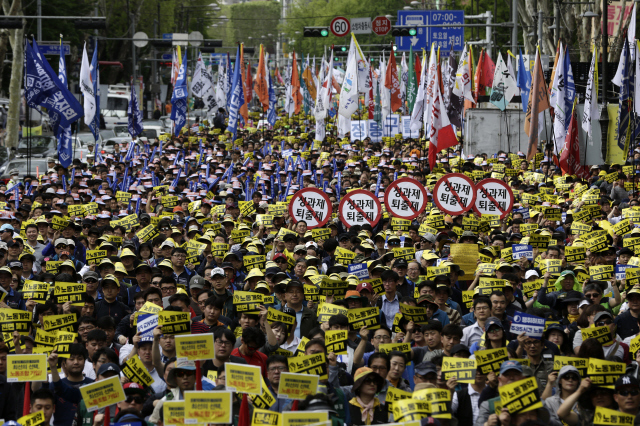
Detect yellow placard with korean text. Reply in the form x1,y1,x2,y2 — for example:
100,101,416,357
79,375,126,412
225,362,262,395
498,377,543,414
175,333,214,362
277,372,320,400
6,354,47,382
184,390,232,424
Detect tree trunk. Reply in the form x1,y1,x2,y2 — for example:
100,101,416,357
3,0,23,149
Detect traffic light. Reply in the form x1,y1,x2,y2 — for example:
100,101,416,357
341,46,347,52
200,40,223,53
152,39,173,48
74,19,107,30
303,27,329,37
390,26,417,37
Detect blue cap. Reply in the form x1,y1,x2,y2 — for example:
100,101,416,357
0,224,13,232
485,317,503,331
499,360,523,375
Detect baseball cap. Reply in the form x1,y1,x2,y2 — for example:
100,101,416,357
345,290,361,299
123,382,146,395
84,271,100,281
211,267,225,277
414,362,437,376
450,344,471,356
422,233,436,244
524,270,540,279
499,360,523,375
190,275,206,289
356,282,372,293
97,363,121,377
616,375,640,390
593,311,614,324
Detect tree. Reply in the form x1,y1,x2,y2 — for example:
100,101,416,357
2,0,23,149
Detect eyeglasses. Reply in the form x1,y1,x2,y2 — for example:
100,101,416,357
215,340,233,346
269,366,288,372
585,293,601,299
125,396,145,404
618,389,640,397
596,319,613,327
161,287,176,292
175,370,196,378
56,245,67,249
373,335,391,341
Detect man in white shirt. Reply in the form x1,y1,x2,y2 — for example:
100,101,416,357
461,296,492,348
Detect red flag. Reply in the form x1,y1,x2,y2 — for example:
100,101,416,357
291,51,303,115
559,104,590,178
428,78,458,169
238,394,250,426
245,52,253,104
480,51,495,88
524,49,551,160
385,50,402,112
239,44,249,125
367,65,375,119
255,45,269,111
275,65,284,85
415,52,422,86
473,49,485,97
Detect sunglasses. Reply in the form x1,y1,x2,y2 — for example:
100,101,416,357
596,319,613,327
85,279,97,284
160,227,171,232
275,259,287,264
56,245,68,249
175,370,196,378
125,396,145,404
618,389,640,397
585,293,601,299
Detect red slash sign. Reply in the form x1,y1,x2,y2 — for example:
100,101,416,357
384,178,428,220
339,189,382,228
288,188,332,229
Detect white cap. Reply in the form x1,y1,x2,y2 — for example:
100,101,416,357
160,240,175,249
211,267,225,277
525,270,539,279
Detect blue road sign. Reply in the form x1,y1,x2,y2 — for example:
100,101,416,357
162,33,173,40
395,10,464,53
161,53,172,60
38,44,71,56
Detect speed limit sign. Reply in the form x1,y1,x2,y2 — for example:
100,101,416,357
288,188,333,229
330,16,351,37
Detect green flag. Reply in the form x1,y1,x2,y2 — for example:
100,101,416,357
406,45,418,114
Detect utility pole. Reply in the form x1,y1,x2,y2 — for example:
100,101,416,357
131,13,136,86
511,0,517,54
600,0,609,161
37,0,42,41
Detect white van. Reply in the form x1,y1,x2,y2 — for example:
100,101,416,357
103,84,130,130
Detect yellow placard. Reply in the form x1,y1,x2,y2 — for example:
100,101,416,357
250,377,277,409
18,411,46,426
158,311,191,335
450,244,479,277
281,411,328,426
593,406,636,425
79,375,126,412
53,282,87,306
163,400,188,426
184,390,232,424
498,377,543,414
412,388,452,419
277,371,320,400
122,355,155,387
139,301,163,314
225,362,262,395
6,354,47,382
587,357,626,389
553,356,588,377
441,357,477,384
474,347,509,374
324,330,348,355
581,325,614,346
392,398,432,422
251,408,281,426
288,353,327,380
175,333,214,361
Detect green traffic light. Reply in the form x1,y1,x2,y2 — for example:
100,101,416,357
393,45,397,51
321,29,329,37
334,57,339,61
409,28,417,36
341,46,347,51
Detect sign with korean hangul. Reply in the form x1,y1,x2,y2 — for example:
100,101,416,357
233,291,263,313
346,307,380,330
0,308,32,335
442,357,476,384
350,17,372,34
316,302,347,322
509,312,545,339
395,10,464,53
251,377,277,409
384,177,429,220
80,375,126,412
184,391,232,424
473,178,514,220
616,264,635,281
21,281,49,303
287,353,328,380
433,173,476,216
399,303,429,324
288,188,332,229
587,358,626,389
347,263,370,280
498,377,543,414
339,189,382,228
175,333,214,361
6,354,47,382
158,311,191,335
589,265,614,281
474,347,509,374
511,244,533,260
122,355,155,387
565,246,586,263
325,330,348,355
136,313,158,341
593,406,636,426
225,362,262,395
53,282,86,306
581,325,614,346
553,356,588,378
412,388,452,419
42,313,77,333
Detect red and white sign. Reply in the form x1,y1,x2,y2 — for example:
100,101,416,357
372,16,391,36
384,177,428,220
339,189,382,228
288,188,332,229
473,178,514,219
433,173,476,216
330,17,351,37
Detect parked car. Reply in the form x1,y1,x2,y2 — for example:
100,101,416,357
142,119,167,134
0,158,49,181
16,135,57,158
100,129,116,140
113,126,129,137
76,132,102,146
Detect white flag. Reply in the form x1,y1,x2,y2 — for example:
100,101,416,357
216,61,226,109
191,52,209,98
551,46,567,154
400,52,408,107
582,49,600,136
203,62,218,113
380,53,390,120
490,52,518,111
422,44,439,134
507,54,515,82
613,38,629,87
338,45,359,118
410,50,429,131
635,41,640,115
79,43,96,129
453,45,475,103
630,3,637,61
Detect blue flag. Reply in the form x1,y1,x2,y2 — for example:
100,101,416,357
618,41,633,156
57,38,73,169
226,54,233,109
128,79,143,137
563,50,576,133
267,71,277,127
517,49,531,114
171,50,188,135
24,39,83,135
226,46,245,141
